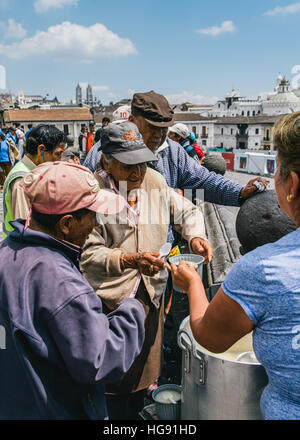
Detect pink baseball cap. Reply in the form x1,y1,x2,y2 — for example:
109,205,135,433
20,161,125,215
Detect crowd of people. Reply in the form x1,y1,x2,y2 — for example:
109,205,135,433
0,90,299,421
0,123,33,189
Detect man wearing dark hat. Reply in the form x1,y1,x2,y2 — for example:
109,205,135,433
84,91,268,209
81,121,213,419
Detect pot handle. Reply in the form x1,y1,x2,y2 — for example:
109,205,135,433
177,328,193,351
177,328,193,375
178,327,207,385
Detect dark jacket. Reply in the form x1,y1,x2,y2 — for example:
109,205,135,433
0,221,145,420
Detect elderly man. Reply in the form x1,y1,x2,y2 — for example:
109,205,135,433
80,121,213,420
84,91,268,208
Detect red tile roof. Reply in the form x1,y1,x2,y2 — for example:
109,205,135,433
3,108,93,123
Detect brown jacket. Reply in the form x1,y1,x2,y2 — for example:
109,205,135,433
81,167,206,310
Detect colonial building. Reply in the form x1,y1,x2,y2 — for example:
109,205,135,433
174,113,283,152
262,77,300,116
205,75,300,119
1,107,93,146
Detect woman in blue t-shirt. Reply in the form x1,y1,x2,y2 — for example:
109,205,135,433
0,133,12,190
171,112,300,420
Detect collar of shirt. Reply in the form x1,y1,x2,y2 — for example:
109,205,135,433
154,140,168,159
96,167,140,226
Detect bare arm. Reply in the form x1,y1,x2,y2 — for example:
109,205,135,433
171,262,254,353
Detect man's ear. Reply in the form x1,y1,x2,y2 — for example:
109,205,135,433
290,171,300,200
57,215,73,237
37,144,45,154
128,114,135,123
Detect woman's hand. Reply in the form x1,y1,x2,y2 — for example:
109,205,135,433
171,261,202,293
121,252,166,277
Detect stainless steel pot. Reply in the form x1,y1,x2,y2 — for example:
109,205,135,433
178,316,268,420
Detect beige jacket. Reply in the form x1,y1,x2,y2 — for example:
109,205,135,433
6,137,20,164
81,167,206,310
10,156,36,220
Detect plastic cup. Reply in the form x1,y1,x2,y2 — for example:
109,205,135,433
169,254,205,293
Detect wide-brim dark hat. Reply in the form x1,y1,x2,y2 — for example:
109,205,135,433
101,121,158,165
132,90,174,127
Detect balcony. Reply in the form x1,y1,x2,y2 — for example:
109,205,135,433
236,133,248,139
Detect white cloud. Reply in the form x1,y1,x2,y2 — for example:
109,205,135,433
0,21,138,60
0,19,27,40
108,92,118,98
34,0,78,13
166,91,219,105
196,20,236,36
127,89,135,98
264,2,300,16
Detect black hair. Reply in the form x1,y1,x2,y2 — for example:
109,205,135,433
0,133,5,141
28,124,33,129
62,147,80,160
102,117,110,123
26,124,66,156
16,123,21,128
32,208,90,231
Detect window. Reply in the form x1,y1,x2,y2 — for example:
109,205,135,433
202,140,207,146
247,111,250,116
63,124,69,135
255,128,259,135
253,111,255,116
241,111,245,116
192,126,197,136
221,128,224,135
231,128,234,135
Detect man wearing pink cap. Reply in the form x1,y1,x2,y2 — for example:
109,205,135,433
0,162,145,420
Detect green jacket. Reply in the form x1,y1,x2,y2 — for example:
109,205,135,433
2,160,31,238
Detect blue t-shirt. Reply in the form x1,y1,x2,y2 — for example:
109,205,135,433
222,228,300,420
0,140,10,163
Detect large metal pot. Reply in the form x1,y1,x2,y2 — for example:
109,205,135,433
178,316,268,420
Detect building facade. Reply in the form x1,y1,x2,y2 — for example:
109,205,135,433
1,107,92,146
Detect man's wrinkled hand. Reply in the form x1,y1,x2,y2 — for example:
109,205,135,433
190,237,213,264
240,177,269,200
138,252,166,277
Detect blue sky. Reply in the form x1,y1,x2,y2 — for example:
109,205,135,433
0,0,299,104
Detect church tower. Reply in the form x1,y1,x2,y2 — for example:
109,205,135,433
76,83,82,105
86,84,93,106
